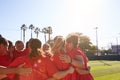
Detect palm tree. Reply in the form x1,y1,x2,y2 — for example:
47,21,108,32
42,28,47,43
21,24,27,43
47,26,52,43
29,24,35,38
34,27,40,38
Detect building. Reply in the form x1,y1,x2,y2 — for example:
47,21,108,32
111,45,120,55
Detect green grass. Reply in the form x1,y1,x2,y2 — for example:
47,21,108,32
89,60,120,80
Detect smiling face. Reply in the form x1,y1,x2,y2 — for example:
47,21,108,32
42,43,50,52
15,40,24,51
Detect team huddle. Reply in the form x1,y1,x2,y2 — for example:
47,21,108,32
0,33,94,80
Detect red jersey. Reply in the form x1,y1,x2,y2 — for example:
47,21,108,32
68,48,94,80
12,49,28,60
8,55,58,80
52,51,76,80
0,55,12,66
23,48,30,56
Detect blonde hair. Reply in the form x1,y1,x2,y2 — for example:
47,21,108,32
51,36,65,54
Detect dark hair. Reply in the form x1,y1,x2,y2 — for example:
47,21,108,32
29,38,42,57
25,41,29,48
15,40,23,46
0,34,2,38
29,38,42,49
8,40,13,49
0,37,8,46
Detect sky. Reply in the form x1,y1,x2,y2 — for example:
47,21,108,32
0,0,120,49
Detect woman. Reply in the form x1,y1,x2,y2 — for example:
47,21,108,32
59,33,94,80
51,36,77,80
8,38,74,80
0,37,31,80
42,43,52,58
52,36,91,80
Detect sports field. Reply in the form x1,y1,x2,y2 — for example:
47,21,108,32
89,60,120,80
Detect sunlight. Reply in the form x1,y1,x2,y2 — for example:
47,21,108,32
63,0,103,30
59,0,104,48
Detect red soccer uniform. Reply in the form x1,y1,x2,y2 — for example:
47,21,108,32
52,51,77,80
23,48,30,56
8,55,58,80
12,49,25,60
12,48,30,61
0,55,12,66
0,54,12,80
68,48,94,80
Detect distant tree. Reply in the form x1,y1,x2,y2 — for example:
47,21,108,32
66,32,94,54
47,26,52,43
79,36,92,51
75,33,92,53
34,27,40,38
107,48,113,54
29,24,35,38
42,28,48,43
21,24,27,43
42,26,52,43
88,45,97,54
